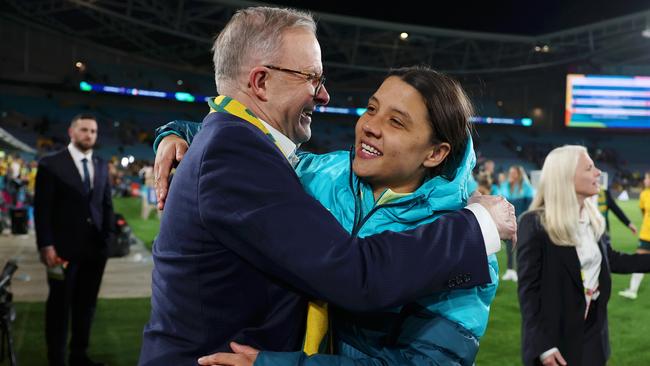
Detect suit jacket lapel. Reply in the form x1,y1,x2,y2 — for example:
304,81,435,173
597,237,610,273
91,157,102,201
597,236,611,295
556,245,584,291
62,150,86,195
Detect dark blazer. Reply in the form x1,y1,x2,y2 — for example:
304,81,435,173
517,210,650,366
34,148,114,261
139,111,492,365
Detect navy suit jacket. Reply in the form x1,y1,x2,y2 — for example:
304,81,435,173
34,148,114,261
139,112,491,365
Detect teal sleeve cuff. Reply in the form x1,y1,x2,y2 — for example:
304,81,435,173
254,351,304,366
152,130,182,154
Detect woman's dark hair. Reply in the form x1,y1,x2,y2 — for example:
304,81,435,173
387,66,474,179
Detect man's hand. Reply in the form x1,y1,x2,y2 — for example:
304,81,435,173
197,342,259,366
628,223,638,235
468,195,517,244
541,350,567,366
154,134,188,210
39,246,65,267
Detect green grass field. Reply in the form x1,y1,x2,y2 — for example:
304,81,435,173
2,198,648,365
113,196,160,250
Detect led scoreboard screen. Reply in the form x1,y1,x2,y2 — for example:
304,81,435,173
566,74,650,129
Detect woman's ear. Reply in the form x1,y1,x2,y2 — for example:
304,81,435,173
423,143,451,168
248,67,270,102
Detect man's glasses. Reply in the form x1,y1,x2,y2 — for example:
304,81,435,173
264,65,326,97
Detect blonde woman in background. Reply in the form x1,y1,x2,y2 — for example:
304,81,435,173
517,145,650,366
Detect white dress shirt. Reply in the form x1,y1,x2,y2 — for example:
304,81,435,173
576,208,602,313
67,143,94,189
259,120,299,168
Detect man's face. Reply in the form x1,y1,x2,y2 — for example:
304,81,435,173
264,28,330,144
69,118,98,152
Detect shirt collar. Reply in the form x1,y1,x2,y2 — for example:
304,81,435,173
67,143,93,162
258,119,297,160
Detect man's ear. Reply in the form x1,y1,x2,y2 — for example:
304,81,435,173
248,67,270,102
423,143,451,168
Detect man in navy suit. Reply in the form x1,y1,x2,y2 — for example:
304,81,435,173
139,7,516,366
34,113,114,366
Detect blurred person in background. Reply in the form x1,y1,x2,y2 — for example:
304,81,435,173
137,163,158,219
480,159,500,194
477,171,494,196
597,186,637,235
34,113,114,366
619,171,650,300
517,145,650,366
500,165,535,282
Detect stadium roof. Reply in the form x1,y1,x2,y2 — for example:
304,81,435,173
3,0,650,92
272,0,650,36
0,127,37,154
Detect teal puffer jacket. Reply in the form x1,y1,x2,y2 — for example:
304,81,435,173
260,138,498,366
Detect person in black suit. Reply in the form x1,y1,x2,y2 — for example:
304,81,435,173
517,145,650,366
34,113,114,366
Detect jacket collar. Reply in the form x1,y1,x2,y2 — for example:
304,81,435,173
349,135,478,222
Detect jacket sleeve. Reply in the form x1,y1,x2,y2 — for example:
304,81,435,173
198,124,491,312
516,211,553,364
256,316,479,366
34,158,55,249
605,189,631,226
256,339,473,366
101,161,115,240
605,233,650,273
152,120,202,153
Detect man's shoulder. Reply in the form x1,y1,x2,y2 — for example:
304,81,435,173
38,148,69,165
197,112,265,143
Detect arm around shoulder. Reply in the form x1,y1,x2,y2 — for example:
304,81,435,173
197,124,490,312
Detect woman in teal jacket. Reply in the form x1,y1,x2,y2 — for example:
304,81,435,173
156,66,499,366
499,165,535,282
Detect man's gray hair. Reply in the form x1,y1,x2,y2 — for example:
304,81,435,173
212,7,316,93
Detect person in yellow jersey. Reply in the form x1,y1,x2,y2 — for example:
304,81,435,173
619,171,650,300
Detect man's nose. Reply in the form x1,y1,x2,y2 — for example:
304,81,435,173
314,84,330,106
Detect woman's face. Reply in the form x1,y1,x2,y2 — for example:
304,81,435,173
508,167,519,184
574,152,601,201
644,174,650,188
352,76,449,192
